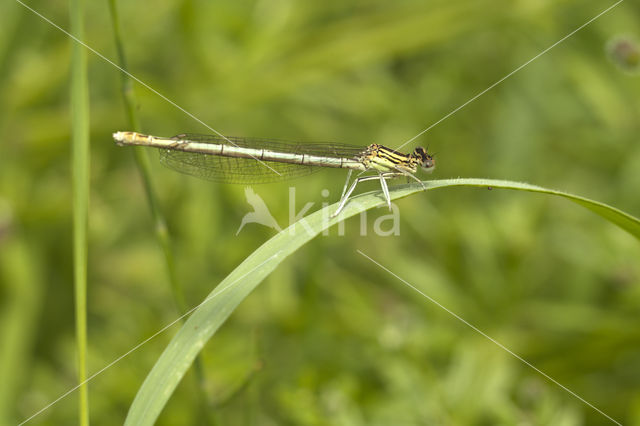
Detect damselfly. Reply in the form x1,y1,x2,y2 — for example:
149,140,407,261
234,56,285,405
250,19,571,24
113,131,435,217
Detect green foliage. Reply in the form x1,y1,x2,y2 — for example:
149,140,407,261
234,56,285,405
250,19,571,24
2,0,640,425
126,179,640,425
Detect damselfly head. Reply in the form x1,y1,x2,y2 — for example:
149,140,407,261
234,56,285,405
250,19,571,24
412,147,435,172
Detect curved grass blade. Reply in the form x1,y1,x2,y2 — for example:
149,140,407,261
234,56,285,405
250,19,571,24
409,178,640,240
125,177,640,425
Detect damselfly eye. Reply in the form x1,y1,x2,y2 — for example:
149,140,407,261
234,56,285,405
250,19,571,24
413,147,435,170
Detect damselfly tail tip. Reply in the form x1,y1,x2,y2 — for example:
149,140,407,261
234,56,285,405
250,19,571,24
113,131,140,146
113,131,126,145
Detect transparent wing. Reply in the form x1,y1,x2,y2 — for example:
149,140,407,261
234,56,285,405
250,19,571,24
159,134,366,184
160,151,320,184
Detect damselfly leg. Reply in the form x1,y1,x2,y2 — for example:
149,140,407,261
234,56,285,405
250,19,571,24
394,165,427,189
332,172,400,218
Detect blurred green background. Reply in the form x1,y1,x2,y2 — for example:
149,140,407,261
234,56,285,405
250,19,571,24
2,0,640,424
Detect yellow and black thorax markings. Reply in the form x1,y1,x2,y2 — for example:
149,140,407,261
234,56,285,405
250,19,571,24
358,143,418,173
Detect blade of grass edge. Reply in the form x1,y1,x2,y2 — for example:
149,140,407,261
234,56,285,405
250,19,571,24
417,178,640,239
69,0,90,424
125,177,640,425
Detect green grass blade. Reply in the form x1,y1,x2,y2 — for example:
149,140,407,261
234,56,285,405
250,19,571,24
125,178,639,425
69,0,90,424
398,178,640,240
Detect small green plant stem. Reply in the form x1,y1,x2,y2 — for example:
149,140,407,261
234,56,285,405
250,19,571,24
69,0,90,424
107,1,213,423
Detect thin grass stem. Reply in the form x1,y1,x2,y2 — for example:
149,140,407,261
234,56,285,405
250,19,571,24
69,0,90,424
107,1,214,423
